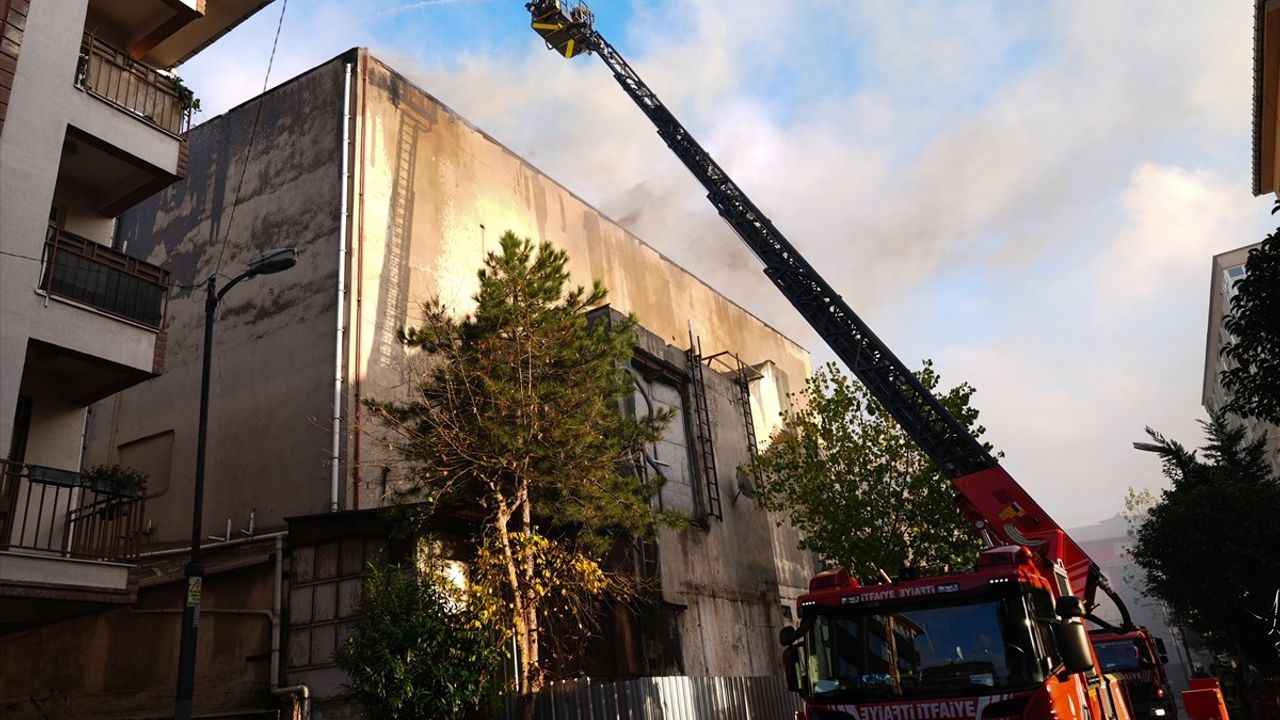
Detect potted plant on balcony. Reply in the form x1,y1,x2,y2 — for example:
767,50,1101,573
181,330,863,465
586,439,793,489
83,464,148,498
171,75,201,115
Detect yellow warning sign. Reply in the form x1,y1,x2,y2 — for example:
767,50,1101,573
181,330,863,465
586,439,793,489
186,576,203,607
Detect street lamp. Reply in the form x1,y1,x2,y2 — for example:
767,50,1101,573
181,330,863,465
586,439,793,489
174,248,297,720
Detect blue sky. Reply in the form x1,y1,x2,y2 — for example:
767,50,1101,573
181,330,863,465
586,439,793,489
178,0,1274,528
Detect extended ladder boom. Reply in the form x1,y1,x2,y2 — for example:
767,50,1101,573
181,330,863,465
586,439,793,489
526,0,1125,619
531,1,993,480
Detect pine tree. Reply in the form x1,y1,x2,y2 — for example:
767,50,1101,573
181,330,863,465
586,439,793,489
1129,413,1280,675
366,231,671,718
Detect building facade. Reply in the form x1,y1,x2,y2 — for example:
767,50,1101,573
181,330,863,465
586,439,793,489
0,0,267,637
3,49,817,717
1201,244,1280,476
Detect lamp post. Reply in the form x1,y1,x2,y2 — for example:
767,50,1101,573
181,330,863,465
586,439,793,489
175,248,297,720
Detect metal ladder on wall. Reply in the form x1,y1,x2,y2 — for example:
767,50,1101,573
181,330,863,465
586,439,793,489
374,116,420,369
703,350,761,503
732,355,760,484
687,335,721,522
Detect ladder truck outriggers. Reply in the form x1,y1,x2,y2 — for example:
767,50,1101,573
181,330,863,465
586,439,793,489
526,3,1171,719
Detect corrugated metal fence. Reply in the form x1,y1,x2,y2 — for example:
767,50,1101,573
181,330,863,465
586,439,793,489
498,675,801,720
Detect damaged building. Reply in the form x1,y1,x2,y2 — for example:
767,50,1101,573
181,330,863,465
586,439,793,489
1,49,816,718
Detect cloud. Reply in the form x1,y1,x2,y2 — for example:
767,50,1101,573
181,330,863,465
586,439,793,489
1094,164,1253,306
178,0,1273,527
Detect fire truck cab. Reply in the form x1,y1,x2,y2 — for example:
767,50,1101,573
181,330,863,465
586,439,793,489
1091,629,1177,719
781,548,1133,720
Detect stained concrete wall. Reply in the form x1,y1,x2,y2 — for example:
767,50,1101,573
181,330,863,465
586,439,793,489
84,54,348,543
350,53,816,675
348,57,812,512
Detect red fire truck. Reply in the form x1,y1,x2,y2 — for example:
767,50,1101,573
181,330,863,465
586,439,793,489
1092,628,1178,719
526,3,1144,718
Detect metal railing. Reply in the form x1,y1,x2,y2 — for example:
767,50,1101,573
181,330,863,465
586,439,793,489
76,33,191,136
498,676,802,720
0,460,147,562
40,226,171,329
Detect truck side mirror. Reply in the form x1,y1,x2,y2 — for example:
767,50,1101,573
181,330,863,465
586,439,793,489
1055,595,1085,619
780,625,798,647
783,644,805,693
1054,620,1094,674
1154,638,1170,665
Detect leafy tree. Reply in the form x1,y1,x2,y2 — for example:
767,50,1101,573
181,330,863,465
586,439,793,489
1221,223,1280,425
365,231,672,718
1128,412,1280,674
334,561,500,720
754,361,995,581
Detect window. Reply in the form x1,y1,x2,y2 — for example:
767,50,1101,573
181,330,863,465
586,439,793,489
1222,264,1247,299
629,354,704,518
1093,639,1149,673
804,591,1048,702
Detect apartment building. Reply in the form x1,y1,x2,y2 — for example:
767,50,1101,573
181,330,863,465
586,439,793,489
1201,244,1280,476
0,0,270,655
1,49,817,718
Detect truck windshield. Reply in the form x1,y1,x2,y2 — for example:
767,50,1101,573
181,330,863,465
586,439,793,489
804,591,1050,702
1093,639,1148,672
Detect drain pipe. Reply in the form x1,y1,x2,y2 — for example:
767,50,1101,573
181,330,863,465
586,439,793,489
137,530,288,558
268,535,311,718
331,61,353,513
270,684,310,720
270,535,283,688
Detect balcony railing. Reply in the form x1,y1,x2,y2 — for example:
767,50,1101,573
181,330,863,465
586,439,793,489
40,227,171,329
0,460,147,562
76,33,192,136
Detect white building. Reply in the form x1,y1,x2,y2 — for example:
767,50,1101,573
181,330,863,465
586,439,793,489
0,0,272,648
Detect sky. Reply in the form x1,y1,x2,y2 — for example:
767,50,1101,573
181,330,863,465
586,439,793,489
176,0,1274,528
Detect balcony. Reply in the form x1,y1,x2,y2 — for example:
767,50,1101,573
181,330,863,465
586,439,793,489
0,460,145,631
86,0,274,70
40,226,171,330
77,33,191,138
0,460,147,562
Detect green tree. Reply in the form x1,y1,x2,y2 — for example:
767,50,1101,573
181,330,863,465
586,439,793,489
754,361,994,581
334,561,499,720
1221,223,1280,425
1128,413,1280,674
365,231,671,718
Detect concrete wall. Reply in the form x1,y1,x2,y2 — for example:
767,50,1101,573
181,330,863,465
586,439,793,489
347,53,812,508
0,544,279,718
85,54,348,543
348,52,816,674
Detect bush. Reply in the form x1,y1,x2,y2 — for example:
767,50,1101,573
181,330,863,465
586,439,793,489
335,561,500,720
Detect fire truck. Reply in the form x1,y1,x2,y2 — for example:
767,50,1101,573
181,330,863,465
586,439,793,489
526,2,1147,718
1092,628,1178,719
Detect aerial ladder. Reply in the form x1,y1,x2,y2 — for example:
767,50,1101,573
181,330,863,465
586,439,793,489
526,3,1170,719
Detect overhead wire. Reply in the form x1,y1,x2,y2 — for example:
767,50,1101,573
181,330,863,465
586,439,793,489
0,249,44,263
207,0,290,279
